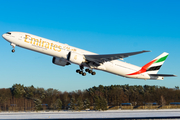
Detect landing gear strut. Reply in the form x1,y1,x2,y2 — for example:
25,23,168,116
11,43,16,53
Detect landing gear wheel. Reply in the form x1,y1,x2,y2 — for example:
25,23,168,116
76,69,80,73
12,49,15,53
91,72,96,75
76,70,78,73
85,69,89,72
88,70,93,74
82,72,86,76
79,71,83,74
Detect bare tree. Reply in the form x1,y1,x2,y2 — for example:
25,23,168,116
160,95,166,105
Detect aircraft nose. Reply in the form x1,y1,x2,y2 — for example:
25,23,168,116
2,32,10,40
2,34,6,39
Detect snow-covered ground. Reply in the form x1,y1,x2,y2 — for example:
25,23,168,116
0,109,180,119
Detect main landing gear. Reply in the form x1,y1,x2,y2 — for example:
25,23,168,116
11,43,16,53
76,69,86,76
76,65,86,76
85,68,96,75
76,65,96,76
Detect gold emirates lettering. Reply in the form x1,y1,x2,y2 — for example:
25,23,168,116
24,35,61,52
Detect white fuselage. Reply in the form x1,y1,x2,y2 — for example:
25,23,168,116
2,32,163,80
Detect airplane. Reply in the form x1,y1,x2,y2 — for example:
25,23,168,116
2,32,176,80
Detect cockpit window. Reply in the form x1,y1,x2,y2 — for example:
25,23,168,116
6,32,11,35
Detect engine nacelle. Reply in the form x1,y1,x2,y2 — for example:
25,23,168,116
52,57,70,66
68,52,86,65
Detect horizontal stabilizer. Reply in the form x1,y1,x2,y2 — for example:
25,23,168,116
149,74,177,77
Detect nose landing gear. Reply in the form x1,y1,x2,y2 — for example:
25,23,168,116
10,43,16,53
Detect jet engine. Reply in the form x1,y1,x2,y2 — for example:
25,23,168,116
52,57,70,66
68,52,86,65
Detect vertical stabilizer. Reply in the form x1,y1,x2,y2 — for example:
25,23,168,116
146,52,169,74
127,52,176,79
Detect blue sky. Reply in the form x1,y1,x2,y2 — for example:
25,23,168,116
0,0,179,92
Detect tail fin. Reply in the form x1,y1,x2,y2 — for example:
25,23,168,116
145,52,169,74
127,52,176,78
127,52,169,76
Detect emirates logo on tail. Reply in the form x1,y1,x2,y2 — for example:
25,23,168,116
127,53,169,76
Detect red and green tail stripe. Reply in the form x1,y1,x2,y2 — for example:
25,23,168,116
127,53,169,75
154,55,168,63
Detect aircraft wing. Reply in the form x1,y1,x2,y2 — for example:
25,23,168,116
84,50,150,64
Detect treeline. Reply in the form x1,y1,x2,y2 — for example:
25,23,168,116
0,84,180,111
